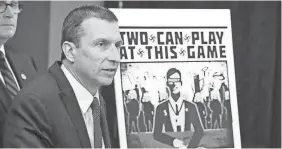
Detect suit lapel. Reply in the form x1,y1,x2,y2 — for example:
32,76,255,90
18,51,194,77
99,95,111,148
49,62,91,148
184,101,190,131
5,46,35,88
165,101,173,132
0,80,11,112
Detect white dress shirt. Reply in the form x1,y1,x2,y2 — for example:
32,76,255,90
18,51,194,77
0,45,20,90
61,64,104,148
168,94,186,132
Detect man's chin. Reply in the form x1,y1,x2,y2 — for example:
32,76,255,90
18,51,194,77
0,32,15,40
99,78,114,86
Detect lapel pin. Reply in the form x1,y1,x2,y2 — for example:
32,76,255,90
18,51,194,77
21,73,27,80
185,108,188,112
164,110,167,116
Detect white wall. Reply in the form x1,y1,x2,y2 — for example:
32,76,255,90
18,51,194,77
48,1,104,67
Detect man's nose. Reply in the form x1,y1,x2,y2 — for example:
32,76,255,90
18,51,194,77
3,6,14,18
108,46,121,63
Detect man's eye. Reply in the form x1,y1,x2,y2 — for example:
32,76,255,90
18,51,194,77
115,41,123,48
98,42,104,47
115,43,121,48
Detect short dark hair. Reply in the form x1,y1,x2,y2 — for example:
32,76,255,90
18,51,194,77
60,5,118,60
166,68,182,81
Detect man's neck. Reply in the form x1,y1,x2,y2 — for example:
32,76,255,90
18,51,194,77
0,44,4,49
171,92,180,102
62,60,99,96
0,38,8,47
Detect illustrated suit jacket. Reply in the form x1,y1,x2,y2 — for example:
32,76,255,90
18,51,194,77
153,100,204,148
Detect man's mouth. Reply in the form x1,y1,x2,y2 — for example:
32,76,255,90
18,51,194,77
103,68,116,72
1,24,14,27
102,68,117,75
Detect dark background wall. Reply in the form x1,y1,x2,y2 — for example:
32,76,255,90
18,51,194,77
6,1,50,73
6,1,104,72
48,1,103,67
104,1,281,148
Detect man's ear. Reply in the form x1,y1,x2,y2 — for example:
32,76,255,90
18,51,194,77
62,41,77,63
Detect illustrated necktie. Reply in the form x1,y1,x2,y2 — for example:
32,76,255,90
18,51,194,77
176,104,181,132
176,104,179,115
91,97,102,148
0,51,19,99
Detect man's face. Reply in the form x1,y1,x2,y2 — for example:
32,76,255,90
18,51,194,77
167,72,182,94
73,17,123,87
0,0,19,40
128,90,137,100
212,75,223,89
194,92,202,102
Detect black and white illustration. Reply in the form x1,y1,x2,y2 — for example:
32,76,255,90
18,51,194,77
120,62,234,148
112,9,241,148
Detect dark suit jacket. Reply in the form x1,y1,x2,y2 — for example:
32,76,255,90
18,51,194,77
3,61,112,148
127,98,140,117
153,100,204,148
0,45,37,146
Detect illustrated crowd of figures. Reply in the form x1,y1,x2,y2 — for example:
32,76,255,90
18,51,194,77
122,65,233,134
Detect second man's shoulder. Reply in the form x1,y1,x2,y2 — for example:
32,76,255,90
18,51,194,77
183,100,197,109
17,72,61,101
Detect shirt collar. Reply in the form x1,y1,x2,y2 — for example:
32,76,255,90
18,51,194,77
0,45,6,56
61,64,99,114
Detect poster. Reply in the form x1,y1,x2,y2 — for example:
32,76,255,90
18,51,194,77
111,9,241,148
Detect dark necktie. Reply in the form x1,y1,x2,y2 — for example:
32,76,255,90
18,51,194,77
91,97,102,148
176,104,179,115
176,104,181,132
0,51,19,99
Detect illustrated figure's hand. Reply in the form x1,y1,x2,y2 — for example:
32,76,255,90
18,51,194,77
173,139,187,148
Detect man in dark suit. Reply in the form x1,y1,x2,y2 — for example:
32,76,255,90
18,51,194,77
0,0,37,146
3,5,123,148
193,92,208,129
142,92,154,132
126,90,140,133
209,89,223,129
153,68,204,148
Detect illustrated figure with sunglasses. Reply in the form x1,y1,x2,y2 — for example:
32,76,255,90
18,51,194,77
0,0,37,146
153,68,203,148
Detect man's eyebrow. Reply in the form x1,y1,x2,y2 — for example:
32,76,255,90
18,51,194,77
168,78,180,81
92,38,124,44
3,1,18,4
92,38,107,42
